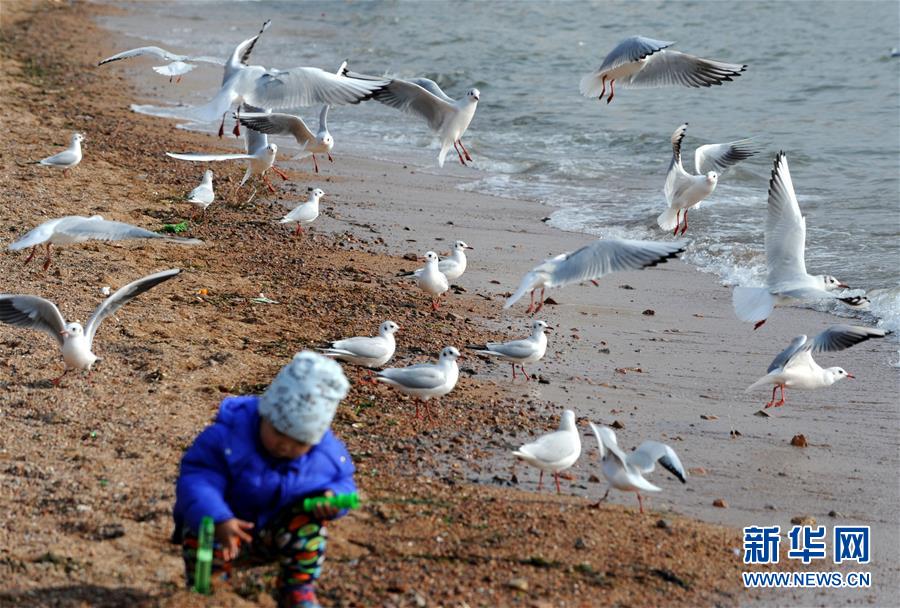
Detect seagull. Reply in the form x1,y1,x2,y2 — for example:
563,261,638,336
0,269,182,385
399,240,474,282
512,409,581,494
658,123,759,235
8,215,202,270
319,320,399,369
579,36,746,104
589,423,686,514
166,142,284,196
185,170,215,218
239,105,334,173
343,66,479,167
407,251,450,310
278,188,324,236
375,346,460,419
732,152,864,329
98,45,224,80
34,133,84,176
505,238,686,313
746,325,887,409
468,320,550,381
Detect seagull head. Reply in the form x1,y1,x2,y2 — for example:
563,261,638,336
828,367,853,382
454,240,474,251
266,143,278,156
72,133,86,145
203,169,214,181
61,322,84,339
705,171,718,184
532,319,550,333
467,88,481,103
309,187,325,201
319,133,334,150
380,320,399,336
439,346,461,362
822,275,850,290
424,251,439,264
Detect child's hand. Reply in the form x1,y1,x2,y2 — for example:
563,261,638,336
215,518,254,560
310,490,340,521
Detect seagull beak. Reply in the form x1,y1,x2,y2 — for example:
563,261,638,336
838,282,850,289
59,330,69,338
465,246,475,250
846,373,855,379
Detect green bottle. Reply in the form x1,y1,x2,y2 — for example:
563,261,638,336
193,516,214,595
302,492,361,512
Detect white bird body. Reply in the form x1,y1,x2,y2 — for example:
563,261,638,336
505,239,685,312
186,170,215,212
376,346,460,405
153,61,196,79
279,188,324,233
411,251,449,310
38,133,84,172
404,241,473,281
513,409,581,493
320,320,398,368
469,320,549,380
0,269,182,383
589,423,686,512
580,36,746,104
746,325,885,408
732,153,858,329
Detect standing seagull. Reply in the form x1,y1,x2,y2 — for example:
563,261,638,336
505,238,686,313
185,170,215,218
375,346,461,419
278,188,325,236
579,36,746,104
399,240,474,282
746,325,886,409
345,66,480,167
468,320,550,381
589,423,686,514
0,269,182,385
34,133,84,176
732,153,863,329
319,320,399,369
658,123,759,235
407,251,450,310
9,215,202,271
512,409,581,494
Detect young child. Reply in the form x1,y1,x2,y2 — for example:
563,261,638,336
173,351,355,608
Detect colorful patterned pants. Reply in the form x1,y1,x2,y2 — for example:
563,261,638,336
182,502,327,606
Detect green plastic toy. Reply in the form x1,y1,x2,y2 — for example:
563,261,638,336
193,516,215,595
302,492,360,512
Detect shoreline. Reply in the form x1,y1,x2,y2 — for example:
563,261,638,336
0,2,896,607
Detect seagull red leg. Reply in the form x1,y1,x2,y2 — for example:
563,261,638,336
218,113,226,138
537,470,543,491
511,363,516,380
526,290,535,314
680,209,689,235
637,492,644,514
673,210,682,236
458,139,473,162
754,319,767,330
554,472,561,494
42,243,53,271
598,75,607,100
521,366,531,381
533,287,546,313
24,247,36,265
271,165,290,180
454,141,467,166
607,79,616,104
312,154,319,174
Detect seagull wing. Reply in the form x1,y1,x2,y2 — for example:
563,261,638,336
328,336,388,360
85,269,181,347
98,46,223,66
8,219,62,250
767,335,809,373
480,338,538,360
238,112,315,146
664,124,690,205
694,139,760,175
623,50,746,88
245,67,387,110
40,149,79,167
166,152,255,162
370,79,455,131
55,216,203,245
628,441,687,483
810,325,887,353
377,365,445,389
516,430,578,464
407,78,455,103
765,152,809,287
0,295,67,346
546,238,686,289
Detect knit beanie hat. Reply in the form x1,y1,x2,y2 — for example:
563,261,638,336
258,351,349,445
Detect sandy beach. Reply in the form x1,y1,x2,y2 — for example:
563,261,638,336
0,2,897,607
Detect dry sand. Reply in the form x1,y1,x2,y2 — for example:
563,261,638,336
0,2,897,607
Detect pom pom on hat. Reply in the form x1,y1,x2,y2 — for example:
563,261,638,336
259,351,349,445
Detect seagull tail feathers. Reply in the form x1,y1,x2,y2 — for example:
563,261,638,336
657,208,680,231
746,374,773,393
504,273,538,309
732,286,774,323
579,72,603,97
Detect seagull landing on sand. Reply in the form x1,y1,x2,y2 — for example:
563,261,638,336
185,170,215,218
513,409,581,494
468,320,550,381
343,65,480,167
0,269,182,386
398,240,474,282
580,36,746,104
9,215,202,271
320,320,399,370
658,123,759,235
279,188,324,236
34,133,84,176
732,152,865,330
746,325,887,409
167,142,284,197
375,346,460,419
589,423,686,514
239,105,334,173
505,238,686,313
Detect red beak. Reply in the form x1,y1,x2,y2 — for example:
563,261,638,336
846,373,855,379
838,282,850,289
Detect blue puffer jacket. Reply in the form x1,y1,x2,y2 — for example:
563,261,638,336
173,396,356,534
